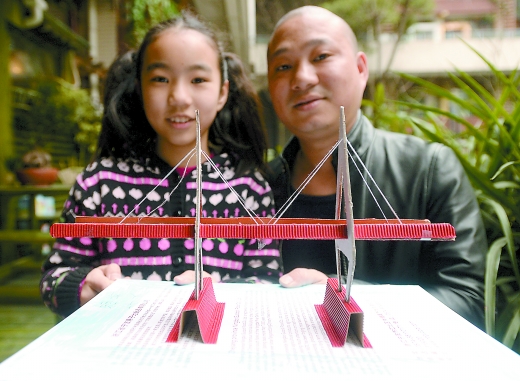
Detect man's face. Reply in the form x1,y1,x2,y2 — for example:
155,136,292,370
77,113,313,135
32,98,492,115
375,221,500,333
267,13,368,144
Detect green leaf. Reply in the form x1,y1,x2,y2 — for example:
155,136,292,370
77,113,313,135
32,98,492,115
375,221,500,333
491,161,520,181
496,276,518,286
408,120,520,216
502,307,520,348
492,181,520,190
374,41,520,352
485,237,507,335
497,294,520,348
479,196,519,283
396,101,490,143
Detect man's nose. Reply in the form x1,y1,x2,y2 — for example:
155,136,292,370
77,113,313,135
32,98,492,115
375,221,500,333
168,82,191,106
291,61,318,91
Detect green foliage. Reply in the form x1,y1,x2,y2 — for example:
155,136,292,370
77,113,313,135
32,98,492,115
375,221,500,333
389,43,520,352
362,83,417,134
126,0,180,47
19,78,101,165
319,0,434,45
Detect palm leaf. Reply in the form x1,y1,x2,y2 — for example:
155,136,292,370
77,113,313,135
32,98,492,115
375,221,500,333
385,44,520,351
479,196,519,283
399,72,483,116
497,294,520,348
395,100,490,143
492,181,520,190
491,161,520,181
410,118,520,216
460,40,520,97
485,237,507,335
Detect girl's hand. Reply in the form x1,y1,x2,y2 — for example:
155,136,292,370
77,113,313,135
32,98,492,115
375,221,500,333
80,263,123,306
279,268,328,288
174,270,213,285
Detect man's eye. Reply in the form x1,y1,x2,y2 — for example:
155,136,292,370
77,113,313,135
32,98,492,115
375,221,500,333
314,53,329,62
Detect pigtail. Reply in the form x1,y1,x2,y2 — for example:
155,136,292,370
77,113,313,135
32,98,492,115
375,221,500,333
96,51,155,161
211,52,268,175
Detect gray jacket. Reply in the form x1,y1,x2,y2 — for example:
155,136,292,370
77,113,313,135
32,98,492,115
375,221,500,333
267,113,487,328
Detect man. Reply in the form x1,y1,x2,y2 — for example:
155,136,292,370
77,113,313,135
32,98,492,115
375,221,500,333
266,6,487,328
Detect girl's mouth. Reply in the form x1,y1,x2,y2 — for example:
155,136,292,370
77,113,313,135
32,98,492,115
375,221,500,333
167,116,194,128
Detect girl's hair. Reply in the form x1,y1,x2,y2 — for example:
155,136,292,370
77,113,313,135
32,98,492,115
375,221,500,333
97,11,267,174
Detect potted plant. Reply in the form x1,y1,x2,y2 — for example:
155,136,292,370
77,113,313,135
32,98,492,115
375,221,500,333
11,147,59,186
16,78,101,167
378,44,520,352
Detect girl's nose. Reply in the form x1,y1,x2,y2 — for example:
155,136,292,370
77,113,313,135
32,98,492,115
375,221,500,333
168,82,191,106
291,61,318,91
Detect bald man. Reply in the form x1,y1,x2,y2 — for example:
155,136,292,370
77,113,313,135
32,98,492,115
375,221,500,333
266,6,487,328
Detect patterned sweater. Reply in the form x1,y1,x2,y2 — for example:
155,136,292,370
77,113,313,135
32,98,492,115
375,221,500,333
41,153,282,317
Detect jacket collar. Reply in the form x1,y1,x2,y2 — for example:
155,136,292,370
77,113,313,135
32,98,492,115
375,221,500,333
281,110,375,168
346,110,374,159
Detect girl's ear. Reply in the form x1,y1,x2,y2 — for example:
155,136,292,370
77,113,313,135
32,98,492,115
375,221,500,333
216,80,229,111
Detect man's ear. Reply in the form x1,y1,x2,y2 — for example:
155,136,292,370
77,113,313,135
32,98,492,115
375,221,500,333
217,80,230,111
356,52,369,86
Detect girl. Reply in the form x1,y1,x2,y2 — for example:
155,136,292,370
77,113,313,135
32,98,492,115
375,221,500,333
41,12,282,317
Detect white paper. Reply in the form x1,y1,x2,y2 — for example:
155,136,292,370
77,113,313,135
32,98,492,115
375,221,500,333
1,280,519,380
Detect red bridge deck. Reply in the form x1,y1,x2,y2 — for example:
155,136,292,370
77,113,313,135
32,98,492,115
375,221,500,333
50,217,455,241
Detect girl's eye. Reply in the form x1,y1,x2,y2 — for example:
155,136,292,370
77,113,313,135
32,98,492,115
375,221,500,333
192,77,207,84
275,64,291,72
151,76,168,83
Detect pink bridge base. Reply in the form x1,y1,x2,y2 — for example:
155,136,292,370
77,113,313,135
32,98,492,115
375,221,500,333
315,278,372,348
166,278,225,344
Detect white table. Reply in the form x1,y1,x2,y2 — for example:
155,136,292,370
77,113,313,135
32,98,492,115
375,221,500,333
1,280,519,380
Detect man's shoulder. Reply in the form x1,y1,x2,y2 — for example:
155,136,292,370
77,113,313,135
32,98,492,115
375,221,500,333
373,128,451,159
267,155,285,175
373,127,425,145
265,155,287,194
267,136,299,177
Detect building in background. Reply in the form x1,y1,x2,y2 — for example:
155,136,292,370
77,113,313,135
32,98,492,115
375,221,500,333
1,0,116,185
0,0,256,185
251,0,520,143
1,0,519,185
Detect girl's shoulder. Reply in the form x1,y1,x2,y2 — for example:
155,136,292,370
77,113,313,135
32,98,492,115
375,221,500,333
207,152,270,192
83,156,164,177
74,156,168,197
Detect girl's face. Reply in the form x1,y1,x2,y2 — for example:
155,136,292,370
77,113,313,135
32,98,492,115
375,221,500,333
140,28,229,166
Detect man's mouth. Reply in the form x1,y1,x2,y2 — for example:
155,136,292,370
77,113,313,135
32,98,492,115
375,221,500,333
293,97,321,109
